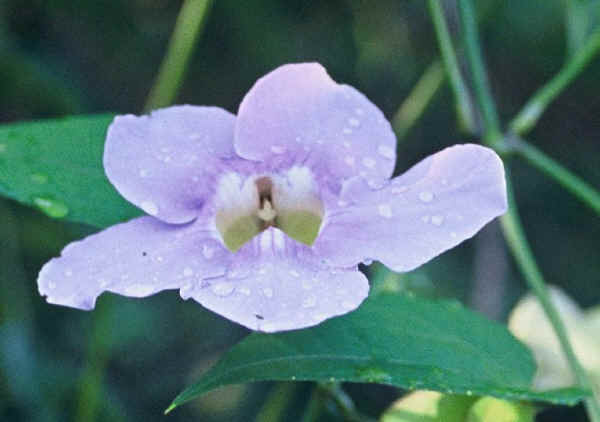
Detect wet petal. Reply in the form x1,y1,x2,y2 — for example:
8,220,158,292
38,216,230,310
313,144,507,271
235,63,397,190
184,227,369,332
104,106,238,224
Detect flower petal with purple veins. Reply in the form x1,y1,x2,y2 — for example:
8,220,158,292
38,216,231,310
312,144,507,272
183,227,369,332
234,63,397,191
104,106,239,224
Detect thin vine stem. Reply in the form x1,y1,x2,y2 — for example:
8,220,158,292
456,0,600,419
144,0,214,111
500,176,600,422
254,382,298,422
508,137,600,216
392,59,445,140
457,0,502,145
426,0,475,133
509,31,600,135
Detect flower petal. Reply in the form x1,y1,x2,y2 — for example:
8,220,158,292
104,105,238,224
38,216,230,310
183,227,369,332
235,63,397,189
313,144,507,272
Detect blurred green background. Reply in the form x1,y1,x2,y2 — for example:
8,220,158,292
1,0,599,420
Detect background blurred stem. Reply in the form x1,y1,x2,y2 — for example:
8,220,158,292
427,0,476,134
318,383,376,422
455,0,600,419
144,0,214,111
300,386,324,422
509,136,600,216
500,176,600,422
457,0,502,145
75,304,117,422
392,59,445,140
254,382,298,422
509,31,600,135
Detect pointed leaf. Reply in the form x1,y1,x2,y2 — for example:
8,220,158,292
0,114,139,227
168,293,588,412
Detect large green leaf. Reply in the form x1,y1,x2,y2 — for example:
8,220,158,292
0,114,139,227
167,293,588,412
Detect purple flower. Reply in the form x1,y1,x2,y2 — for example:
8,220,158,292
37,63,507,332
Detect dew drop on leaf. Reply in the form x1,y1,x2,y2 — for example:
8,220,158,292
32,196,69,218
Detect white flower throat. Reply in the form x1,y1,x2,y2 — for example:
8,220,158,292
215,167,324,252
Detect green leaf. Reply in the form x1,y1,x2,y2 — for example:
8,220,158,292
167,293,588,413
0,114,140,227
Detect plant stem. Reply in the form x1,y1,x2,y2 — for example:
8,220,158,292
509,31,600,135
509,137,600,216
500,175,600,422
318,383,376,422
392,59,445,140
455,1,600,419
144,0,214,111
255,382,298,422
457,0,502,145
300,387,324,422
427,0,476,134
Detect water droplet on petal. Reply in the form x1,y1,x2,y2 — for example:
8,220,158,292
140,200,159,216
33,197,69,218
239,286,251,296
450,231,457,238
362,157,376,168
183,267,194,277
348,117,360,127
125,284,155,296
421,215,430,223
212,282,235,297
377,145,395,159
302,296,317,308
343,141,351,148
202,245,214,259
263,287,273,298
418,191,434,203
441,178,448,185
378,203,393,218
431,215,444,226
391,186,407,194
312,312,327,321
64,269,73,277
289,270,300,277
342,128,353,135
341,300,355,310
344,155,355,166
302,280,312,290
139,169,148,177
48,281,56,289
337,200,348,207
270,145,286,154
98,278,108,288
354,107,364,115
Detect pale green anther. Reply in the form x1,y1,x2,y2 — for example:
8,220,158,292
220,215,263,252
276,210,322,246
